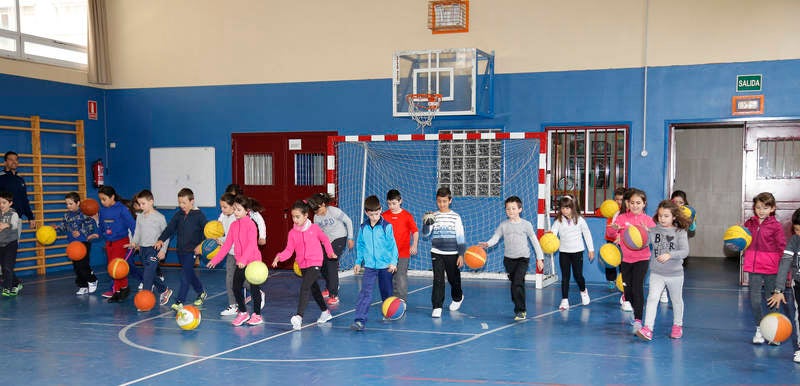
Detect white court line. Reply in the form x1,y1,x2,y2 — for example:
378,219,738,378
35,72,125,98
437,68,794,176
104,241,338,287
119,281,732,384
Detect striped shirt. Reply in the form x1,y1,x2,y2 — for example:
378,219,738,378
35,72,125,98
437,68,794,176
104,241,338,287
422,210,466,256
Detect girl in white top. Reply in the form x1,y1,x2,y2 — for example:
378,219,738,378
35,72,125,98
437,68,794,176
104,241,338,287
551,195,595,310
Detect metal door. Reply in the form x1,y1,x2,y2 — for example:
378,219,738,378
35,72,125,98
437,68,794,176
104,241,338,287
740,121,800,285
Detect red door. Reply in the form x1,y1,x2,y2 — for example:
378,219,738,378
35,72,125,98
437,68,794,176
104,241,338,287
231,131,336,268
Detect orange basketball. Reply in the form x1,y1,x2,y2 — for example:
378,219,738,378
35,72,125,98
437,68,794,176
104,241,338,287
134,290,156,311
108,258,129,279
80,198,100,216
66,241,87,261
464,245,487,269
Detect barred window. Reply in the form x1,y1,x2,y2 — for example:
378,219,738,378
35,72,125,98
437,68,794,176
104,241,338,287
757,138,800,179
295,153,325,186
547,126,628,215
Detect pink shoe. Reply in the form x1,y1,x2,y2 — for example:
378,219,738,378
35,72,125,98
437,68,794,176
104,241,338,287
102,290,114,298
321,289,329,298
247,314,263,326
231,312,250,326
670,325,683,339
326,296,339,305
637,325,653,341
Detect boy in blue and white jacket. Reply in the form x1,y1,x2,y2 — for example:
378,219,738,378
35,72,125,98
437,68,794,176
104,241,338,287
350,195,398,331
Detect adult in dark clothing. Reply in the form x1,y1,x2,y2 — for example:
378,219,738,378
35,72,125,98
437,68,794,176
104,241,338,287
0,151,36,229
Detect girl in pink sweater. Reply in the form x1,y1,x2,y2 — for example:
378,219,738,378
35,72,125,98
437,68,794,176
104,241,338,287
273,200,337,331
207,195,264,326
606,188,656,333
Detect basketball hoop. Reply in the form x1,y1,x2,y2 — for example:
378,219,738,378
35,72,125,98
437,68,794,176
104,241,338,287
406,93,442,131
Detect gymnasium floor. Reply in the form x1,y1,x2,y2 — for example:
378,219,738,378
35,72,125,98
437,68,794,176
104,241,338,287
1,257,798,385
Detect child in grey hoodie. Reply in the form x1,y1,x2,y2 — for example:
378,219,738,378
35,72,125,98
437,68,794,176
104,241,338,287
767,208,800,362
637,200,691,341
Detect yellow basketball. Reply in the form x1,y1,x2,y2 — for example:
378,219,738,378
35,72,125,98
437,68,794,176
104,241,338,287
599,243,621,267
616,273,624,292
203,220,225,239
36,225,57,245
539,232,560,254
599,200,620,219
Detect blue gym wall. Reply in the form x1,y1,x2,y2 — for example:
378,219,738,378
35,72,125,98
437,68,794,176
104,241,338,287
2,59,799,280
0,73,107,274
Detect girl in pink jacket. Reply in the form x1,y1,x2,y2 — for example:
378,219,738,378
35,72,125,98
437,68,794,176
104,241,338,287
273,200,336,331
743,192,787,344
606,188,656,333
207,195,264,327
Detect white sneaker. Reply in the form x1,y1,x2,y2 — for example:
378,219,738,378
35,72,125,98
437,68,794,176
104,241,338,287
290,315,302,330
449,296,463,311
660,290,669,303
317,310,332,324
220,304,238,316
432,308,442,318
793,350,800,363
580,290,591,306
752,327,765,344
621,301,633,312
76,287,89,295
559,298,570,310
138,283,144,290
88,281,98,293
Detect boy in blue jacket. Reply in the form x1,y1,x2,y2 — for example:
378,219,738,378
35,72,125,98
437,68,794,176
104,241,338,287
350,195,398,331
155,188,207,311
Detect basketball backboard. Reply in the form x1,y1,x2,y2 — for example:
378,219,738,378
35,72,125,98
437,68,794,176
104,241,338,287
393,48,494,118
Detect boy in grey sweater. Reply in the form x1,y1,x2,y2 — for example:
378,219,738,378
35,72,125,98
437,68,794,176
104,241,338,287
767,208,800,362
479,196,544,321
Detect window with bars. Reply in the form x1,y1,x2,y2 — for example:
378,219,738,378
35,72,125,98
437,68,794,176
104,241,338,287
438,129,502,197
758,138,800,179
295,153,325,186
547,125,628,215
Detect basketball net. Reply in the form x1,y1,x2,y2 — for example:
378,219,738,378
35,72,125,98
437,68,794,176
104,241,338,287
406,93,442,132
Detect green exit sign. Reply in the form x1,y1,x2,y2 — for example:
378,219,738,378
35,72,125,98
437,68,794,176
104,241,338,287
737,74,762,92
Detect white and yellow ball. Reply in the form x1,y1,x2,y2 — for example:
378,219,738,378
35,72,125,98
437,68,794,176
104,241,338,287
176,305,202,330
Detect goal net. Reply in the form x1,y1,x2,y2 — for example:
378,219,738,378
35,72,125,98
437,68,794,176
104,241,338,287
328,131,557,287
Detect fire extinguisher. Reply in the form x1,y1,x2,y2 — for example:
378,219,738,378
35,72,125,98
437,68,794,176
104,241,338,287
92,159,105,188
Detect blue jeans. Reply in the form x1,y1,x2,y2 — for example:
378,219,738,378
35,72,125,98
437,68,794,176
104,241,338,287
140,246,166,293
354,267,393,324
176,251,203,304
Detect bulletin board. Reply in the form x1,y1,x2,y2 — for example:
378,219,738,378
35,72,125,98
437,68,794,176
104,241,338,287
149,147,216,207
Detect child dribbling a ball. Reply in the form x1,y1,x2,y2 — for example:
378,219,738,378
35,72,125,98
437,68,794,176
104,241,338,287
479,196,544,321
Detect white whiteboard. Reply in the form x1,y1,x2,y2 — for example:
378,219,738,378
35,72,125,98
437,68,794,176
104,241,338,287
150,147,216,207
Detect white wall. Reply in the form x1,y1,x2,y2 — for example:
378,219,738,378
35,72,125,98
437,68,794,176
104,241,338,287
2,0,800,88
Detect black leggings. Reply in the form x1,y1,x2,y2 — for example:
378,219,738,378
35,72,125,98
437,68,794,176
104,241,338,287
559,251,586,299
320,237,347,297
297,266,327,317
620,260,649,320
